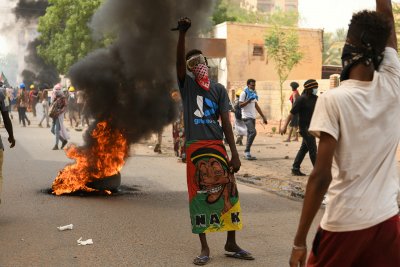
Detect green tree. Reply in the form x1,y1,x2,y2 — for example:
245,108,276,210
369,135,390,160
264,24,303,123
393,4,400,52
37,0,104,75
212,0,269,25
323,28,347,65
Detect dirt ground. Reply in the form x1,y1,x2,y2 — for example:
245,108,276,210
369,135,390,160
143,119,400,203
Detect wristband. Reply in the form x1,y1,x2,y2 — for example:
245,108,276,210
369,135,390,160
292,245,307,250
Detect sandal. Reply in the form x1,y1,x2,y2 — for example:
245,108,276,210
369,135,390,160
193,255,210,265
225,250,255,260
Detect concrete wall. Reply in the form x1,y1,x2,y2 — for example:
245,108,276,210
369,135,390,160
230,79,331,120
219,22,323,88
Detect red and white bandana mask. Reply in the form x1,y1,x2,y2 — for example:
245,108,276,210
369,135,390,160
192,63,210,91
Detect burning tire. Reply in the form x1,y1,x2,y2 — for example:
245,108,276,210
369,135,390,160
87,172,121,192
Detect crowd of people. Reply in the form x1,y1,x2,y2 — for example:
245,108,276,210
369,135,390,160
0,82,90,150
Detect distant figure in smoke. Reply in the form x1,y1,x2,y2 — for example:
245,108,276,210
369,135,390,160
16,83,30,127
67,86,79,128
76,89,84,120
29,84,39,117
171,90,186,162
0,81,15,204
176,17,254,265
38,90,50,128
49,84,69,150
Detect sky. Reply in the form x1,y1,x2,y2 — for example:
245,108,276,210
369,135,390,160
298,0,389,32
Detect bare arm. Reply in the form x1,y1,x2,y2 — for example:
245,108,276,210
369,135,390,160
279,113,293,135
177,31,186,83
176,18,191,83
221,112,241,173
1,111,15,148
255,102,267,124
289,132,336,267
377,0,397,50
239,98,252,108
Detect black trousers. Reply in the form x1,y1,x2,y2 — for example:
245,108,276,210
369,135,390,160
292,129,317,170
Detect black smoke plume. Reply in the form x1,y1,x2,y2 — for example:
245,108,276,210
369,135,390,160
14,0,60,88
23,39,60,89
13,0,47,23
69,0,215,144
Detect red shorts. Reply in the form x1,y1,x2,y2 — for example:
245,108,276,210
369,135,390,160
307,215,400,267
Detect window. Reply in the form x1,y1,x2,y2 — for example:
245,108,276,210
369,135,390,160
253,44,264,56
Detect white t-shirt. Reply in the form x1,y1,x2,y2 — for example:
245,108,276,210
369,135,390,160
309,47,400,232
239,90,257,119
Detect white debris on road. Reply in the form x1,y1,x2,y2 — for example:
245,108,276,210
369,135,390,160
57,224,74,231
77,237,93,246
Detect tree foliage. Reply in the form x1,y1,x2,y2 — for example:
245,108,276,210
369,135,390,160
393,4,400,52
212,0,299,26
37,0,104,75
323,28,347,65
212,0,269,25
264,21,303,119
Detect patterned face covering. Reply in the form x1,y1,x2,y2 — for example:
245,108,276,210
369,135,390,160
192,63,210,91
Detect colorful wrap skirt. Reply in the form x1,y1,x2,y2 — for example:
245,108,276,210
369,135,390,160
186,140,242,234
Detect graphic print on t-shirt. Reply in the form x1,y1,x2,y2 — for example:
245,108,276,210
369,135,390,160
194,95,218,125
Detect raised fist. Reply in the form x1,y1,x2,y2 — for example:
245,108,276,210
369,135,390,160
177,17,191,32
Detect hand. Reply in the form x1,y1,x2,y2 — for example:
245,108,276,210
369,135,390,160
229,153,241,173
263,117,268,124
8,136,15,148
289,248,307,267
177,17,191,32
279,126,287,135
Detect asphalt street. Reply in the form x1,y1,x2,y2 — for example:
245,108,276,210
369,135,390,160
0,114,322,267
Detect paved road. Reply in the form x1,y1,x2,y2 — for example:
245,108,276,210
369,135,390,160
0,114,322,266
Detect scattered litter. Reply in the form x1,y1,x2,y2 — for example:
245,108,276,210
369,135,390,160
57,224,74,231
77,237,93,246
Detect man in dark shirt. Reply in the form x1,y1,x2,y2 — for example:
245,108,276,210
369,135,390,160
280,79,318,176
176,17,254,265
0,81,15,204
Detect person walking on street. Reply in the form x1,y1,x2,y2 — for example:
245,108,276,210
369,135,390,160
38,90,50,128
289,1,400,266
29,84,38,117
67,86,79,128
0,81,15,204
50,84,69,150
280,79,318,176
176,17,254,266
239,79,267,160
233,89,246,146
16,83,30,127
284,82,300,142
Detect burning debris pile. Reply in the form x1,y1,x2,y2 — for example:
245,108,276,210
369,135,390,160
52,121,128,195
51,0,214,195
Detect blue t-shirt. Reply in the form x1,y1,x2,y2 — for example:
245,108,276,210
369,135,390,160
178,74,230,141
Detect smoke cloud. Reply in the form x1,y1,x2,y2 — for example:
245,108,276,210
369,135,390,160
13,0,47,23
69,0,215,144
14,0,60,88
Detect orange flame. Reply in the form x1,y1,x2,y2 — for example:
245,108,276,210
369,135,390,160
52,121,129,195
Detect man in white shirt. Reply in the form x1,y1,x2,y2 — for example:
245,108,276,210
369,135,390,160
239,79,267,160
289,1,400,266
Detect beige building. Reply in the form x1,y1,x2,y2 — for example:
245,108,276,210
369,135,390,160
189,22,323,120
213,22,323,85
